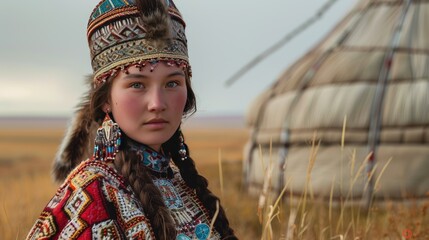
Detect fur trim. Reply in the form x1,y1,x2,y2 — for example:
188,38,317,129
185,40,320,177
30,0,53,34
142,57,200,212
136,0,172,47
52,75,97,182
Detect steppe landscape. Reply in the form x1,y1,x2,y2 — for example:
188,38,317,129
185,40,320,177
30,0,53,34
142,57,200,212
1,117,428,239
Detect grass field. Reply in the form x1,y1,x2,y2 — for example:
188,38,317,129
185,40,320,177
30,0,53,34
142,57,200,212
1,127,428,239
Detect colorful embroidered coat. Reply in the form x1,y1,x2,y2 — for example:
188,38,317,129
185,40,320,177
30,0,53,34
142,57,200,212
26,147,220,240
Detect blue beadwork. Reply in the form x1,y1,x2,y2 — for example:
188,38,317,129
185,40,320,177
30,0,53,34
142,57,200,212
90,0,135,21
195,223,210,240
176,233,191,240
142,148,170,173
154,179,184,209
128,142,170,173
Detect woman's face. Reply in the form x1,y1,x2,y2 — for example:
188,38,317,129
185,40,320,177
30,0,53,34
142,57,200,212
105,62,188,151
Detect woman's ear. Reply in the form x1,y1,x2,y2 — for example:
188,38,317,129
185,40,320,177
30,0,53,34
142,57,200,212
103,102,111,113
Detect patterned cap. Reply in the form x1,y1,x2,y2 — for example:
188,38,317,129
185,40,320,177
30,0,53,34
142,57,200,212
87,0,190,86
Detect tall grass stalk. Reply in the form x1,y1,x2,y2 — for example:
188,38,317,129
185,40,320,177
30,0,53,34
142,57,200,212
319,226,329,240
207,200,220,239
335,152,371,234
258,164,273,223
259,137,298,240
330,234,344,240
259,144,266,172
373,157,392,194
218,148,224,200
297,212,309,239
2,201,11,236
285,208,297,240
257,139,274,222
301,132,320,219
363,161,378,236
15,228,20,240
349,149,356,237
262,206,278,240
261,176,292,240
329,175,335,236
339,115,347,232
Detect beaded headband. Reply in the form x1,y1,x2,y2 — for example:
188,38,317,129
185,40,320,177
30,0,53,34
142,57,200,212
87,0,191,86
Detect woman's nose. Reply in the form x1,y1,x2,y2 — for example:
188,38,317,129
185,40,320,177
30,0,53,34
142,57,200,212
147,88,167,112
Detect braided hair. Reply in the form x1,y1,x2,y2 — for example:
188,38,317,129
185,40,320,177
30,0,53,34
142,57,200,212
162,130,238,239
115,140,177,239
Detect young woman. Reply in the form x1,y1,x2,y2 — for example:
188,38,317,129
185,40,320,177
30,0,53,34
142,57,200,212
26,0,237,239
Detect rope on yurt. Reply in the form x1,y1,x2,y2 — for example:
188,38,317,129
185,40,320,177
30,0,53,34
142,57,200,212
224,0,340,87
365,0,413,210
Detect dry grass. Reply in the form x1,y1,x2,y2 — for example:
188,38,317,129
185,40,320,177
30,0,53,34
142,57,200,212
1,127,428,239
253,132,429,240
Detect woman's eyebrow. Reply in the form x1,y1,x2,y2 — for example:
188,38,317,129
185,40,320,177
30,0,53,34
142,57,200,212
166,71,186,78
122,71,185,80
123,73,148,80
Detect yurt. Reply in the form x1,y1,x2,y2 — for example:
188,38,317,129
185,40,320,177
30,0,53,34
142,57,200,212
244,0,429,202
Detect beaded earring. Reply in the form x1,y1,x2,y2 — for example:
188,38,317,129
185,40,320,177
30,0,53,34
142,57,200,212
178,129,188,161
93,112,121,162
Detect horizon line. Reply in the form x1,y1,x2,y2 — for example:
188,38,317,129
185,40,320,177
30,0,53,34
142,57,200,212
0,114,246,129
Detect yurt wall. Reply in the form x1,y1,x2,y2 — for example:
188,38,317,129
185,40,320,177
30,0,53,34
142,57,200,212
244,0,429,201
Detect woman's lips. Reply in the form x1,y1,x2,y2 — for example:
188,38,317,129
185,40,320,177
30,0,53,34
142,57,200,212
144,118,168,129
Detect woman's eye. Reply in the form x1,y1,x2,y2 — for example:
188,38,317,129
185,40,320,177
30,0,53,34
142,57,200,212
166,81,179,88
131,82,143,89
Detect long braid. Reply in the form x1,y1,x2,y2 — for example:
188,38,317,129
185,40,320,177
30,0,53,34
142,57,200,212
90,72,177,239
163,130,238,239
114,138,176,239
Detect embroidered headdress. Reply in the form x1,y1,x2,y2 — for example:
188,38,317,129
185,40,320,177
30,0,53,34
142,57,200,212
53,0,190,181
88,0,191,86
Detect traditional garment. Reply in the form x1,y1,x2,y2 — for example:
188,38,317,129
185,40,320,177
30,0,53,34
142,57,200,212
26,144,221,240
31,1,235,239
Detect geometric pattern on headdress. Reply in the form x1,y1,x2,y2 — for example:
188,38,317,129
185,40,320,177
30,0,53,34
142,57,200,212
87,0,190,86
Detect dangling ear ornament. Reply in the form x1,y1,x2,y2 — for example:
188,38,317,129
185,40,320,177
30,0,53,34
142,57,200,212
93,113,122,162
178,130,188,161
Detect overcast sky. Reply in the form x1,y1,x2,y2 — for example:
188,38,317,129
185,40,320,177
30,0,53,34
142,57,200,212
0,0,356,117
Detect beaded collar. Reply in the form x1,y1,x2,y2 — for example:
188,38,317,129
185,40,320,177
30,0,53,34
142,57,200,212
127,140,170,174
